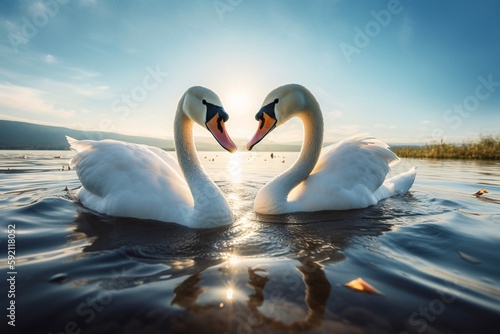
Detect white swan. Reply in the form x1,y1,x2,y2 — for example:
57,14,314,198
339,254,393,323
246,84,416,214
68,86,237,228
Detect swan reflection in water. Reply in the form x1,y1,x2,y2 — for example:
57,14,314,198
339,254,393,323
165,245,333,332
67,206,397,333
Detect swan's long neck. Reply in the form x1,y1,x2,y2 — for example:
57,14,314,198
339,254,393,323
174,97,232,227
256,100,324,214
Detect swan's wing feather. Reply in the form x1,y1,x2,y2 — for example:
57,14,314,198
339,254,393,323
141,145,184,177
289,136,406,211
374,167,417,201
68,138,192,220
67,136,94,152
313,135,399,192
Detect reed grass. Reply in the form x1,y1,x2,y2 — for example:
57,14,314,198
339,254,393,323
393,135,500,160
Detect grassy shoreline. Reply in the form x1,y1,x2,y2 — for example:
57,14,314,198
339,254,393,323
393,135,500,160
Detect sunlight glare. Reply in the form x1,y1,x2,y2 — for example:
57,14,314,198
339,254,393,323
221,88,260,139
226,288,234,300
228,254,239,266
227,92,250,112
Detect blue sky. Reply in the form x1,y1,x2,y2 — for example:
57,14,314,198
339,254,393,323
1,0,499,144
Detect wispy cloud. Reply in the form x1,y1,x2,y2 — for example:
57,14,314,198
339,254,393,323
40,79,111,99
325,109,343,118
374,124,396,129
64,66,101,80
44,54,57,64
0,83,75,118
324,124,362,141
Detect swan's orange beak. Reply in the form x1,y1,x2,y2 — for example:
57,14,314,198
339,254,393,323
246,112,277,150
206,115,237,153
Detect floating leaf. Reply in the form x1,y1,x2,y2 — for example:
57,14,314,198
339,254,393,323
344,277,381,295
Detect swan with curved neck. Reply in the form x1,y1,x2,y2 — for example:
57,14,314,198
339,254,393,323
68,86,237,228
247,84,416,214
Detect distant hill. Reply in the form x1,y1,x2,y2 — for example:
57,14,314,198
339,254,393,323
0,120,177,150
0,120,301,151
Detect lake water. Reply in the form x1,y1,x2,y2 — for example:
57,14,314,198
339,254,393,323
1,150,499,334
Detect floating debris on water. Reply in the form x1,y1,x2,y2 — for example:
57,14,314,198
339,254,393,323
457,251,481,264
474,188,489,197
344,277,381,295
49,273,70,284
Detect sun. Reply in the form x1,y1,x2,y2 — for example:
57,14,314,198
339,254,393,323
221,90,261,140
226,92,250,112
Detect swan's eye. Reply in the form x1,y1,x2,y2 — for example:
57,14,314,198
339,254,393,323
202,99,207,105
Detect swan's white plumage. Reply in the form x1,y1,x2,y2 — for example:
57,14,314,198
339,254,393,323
66,86,236,228
250,84,416,215
288,136,415,212
68,137,194,224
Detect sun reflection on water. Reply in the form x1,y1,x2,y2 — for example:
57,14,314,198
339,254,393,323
228,254,239,266
226,288,234,300
227,152,242,183
227,151,242,183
